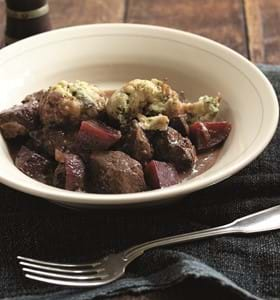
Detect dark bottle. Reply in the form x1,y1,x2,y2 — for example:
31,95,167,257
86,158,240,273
5,0,51,45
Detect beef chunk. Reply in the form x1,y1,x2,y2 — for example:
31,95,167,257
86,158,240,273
144,160,180,189
30,127,77,157
169,115,189,137
189,121,231,151
152,127,196,171
121,121,153,163
53,163,66,188
90,151,146,194
15,146,53,184
0,122,27,139
0,92,42,139
53,154,85,191
73,120,121,156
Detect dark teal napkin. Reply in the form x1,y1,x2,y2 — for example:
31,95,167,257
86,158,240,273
1,65,280,300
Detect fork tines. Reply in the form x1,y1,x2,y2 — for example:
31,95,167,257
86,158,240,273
17,256,108,287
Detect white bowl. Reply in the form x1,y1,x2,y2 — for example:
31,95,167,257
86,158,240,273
0,24,278,208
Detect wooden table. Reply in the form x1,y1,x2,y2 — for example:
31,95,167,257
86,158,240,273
0,0,279,299
1,0,280,64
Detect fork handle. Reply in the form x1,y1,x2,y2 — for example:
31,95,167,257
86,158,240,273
124,205,280,260
123,223,236,260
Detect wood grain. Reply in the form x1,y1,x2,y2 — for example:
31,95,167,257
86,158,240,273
49,0,125,28
0,0,5,47
244,0,264,62
126,0,248,56
245,0,280,64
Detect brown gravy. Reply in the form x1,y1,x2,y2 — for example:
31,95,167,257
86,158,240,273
6,89,221,190
179,148,220,182
8,142,220,178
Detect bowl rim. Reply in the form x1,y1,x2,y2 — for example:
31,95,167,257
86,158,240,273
0,23,278,206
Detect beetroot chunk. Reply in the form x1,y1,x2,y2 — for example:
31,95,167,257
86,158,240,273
73,120,121,155
15,146,53,184
144,160,180,189
64,154,85,191
190,121,231,151
53,154,85,191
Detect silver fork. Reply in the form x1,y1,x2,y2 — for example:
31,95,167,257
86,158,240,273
18,205,280,287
